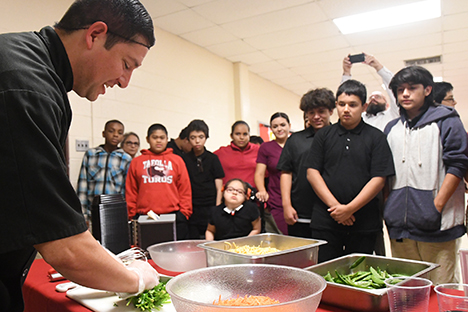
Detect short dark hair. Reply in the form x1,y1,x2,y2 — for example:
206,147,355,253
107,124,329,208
336,79,367,106
433,81,454,104
389,65,434,107
270,112,290,125
300,88,335,112
231,120,250,134
187,119,209,138
224,178,248,194
104,119,124,130
55,0,155,49
249,135,264,145
178,126,189,140
147,123,167,137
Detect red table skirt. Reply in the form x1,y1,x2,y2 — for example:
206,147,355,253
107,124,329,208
23,259,441,312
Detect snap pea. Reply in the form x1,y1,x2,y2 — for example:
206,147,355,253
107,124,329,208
323,266,410,290
349,256,366,269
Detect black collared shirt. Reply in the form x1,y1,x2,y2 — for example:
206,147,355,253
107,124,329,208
184,148,224,223
276,126,318,219
306,120,395,232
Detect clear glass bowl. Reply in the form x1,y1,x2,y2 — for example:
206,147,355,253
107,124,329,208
166,264,326,311
147,240,207,272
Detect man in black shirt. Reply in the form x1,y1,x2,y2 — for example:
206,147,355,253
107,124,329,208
307,80,394,263
277,88,335,238
0,1,159,311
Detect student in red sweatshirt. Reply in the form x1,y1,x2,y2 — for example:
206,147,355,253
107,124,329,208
214,120,260,189
126,123,192,239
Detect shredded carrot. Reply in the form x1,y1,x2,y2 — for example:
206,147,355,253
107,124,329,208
213,294,280,306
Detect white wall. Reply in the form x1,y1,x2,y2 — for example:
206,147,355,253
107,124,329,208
1,0,302,188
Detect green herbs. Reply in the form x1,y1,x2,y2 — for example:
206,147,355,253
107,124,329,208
126,281,171,311
323,267,409,290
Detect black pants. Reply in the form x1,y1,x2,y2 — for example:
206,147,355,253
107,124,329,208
311,229,376,263
0,246,37,312
288,222,312,238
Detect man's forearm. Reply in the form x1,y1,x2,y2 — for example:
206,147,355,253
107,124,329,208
307,168,339,207
346,176,385,214
35,231,140,294
434,173,462,212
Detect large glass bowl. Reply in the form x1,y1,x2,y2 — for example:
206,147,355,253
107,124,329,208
147,240,207,272
166,264,326,311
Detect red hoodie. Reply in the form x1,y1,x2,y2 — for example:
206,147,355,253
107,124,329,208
126,148,192,219
214,142,259,188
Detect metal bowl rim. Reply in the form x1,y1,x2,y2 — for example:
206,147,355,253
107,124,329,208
147,239,207,252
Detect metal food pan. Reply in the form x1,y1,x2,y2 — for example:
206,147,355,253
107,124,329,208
198,233,327,268
305,253,439,312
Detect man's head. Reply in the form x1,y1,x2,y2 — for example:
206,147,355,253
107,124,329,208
146,123,168,154
102,119,124,150
187,119,209,156
366,91,388,115
300,88,335,131
336,80,367,130
389,66,434,119
55,0,155,102
175,126,192,153
433,81,456,107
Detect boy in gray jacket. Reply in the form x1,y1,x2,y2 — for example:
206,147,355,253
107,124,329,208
384,66,468,284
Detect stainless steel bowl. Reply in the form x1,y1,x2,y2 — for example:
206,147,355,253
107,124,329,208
147,240,207,272
198,233,327,268
305,253,439,311
166,264,326,312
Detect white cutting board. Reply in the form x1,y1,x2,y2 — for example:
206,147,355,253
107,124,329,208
67,286,177,312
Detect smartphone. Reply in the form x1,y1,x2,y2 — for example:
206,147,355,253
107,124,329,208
349,53,365,63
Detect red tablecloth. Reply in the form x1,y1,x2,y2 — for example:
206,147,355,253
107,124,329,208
23,259,441,312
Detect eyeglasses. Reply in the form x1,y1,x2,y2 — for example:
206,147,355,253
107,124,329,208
125,141,139,146
225,187,245,195
197,158,203,173
442,97,455,103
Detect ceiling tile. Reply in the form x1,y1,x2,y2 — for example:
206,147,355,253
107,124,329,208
244,21,340,50
205,40,257,57
263,36,349,60
140,0,187,18
153,9,214,35
191,0,312,24
248,61,287,74
226,51,272,65
180,26,238,46
220,2,328,38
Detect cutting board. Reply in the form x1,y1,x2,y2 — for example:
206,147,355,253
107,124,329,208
67,286,177,312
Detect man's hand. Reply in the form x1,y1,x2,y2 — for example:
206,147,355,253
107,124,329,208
343,56,352,76
283,204,298,225
363,53,383,72
328,204,355,225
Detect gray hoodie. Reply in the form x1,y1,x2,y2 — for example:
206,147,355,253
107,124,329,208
384,105,468,242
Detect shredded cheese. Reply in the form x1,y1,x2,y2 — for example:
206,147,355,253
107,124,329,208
224,242,280,255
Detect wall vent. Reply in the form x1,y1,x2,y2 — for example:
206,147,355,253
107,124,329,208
404,55,441,66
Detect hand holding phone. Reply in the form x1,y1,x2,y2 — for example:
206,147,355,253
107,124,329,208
348,53,365,64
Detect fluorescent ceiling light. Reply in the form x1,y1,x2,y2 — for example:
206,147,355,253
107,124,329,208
333,0,441,35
